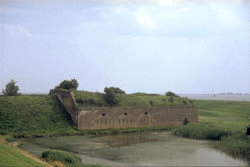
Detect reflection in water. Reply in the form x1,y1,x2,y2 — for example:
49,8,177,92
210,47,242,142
19,132,249,167
95,134,157,147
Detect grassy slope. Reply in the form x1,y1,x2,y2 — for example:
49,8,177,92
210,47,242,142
196,100,250,133
0,137,49,167
0,95,78,137
73,90,193,107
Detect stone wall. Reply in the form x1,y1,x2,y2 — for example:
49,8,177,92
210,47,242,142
50,89,198,130
78,106,198,130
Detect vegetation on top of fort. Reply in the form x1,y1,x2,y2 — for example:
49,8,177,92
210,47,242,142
73,90,193,107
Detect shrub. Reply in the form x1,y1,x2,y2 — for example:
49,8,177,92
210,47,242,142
2,80,20,96
104,87,120,106
41,149,81,166
76,98,103,107
246,125,250,135
165,91,179,97
189,99,193,104
104,87,125,94
183,100,187,105
55,79,79,90
149,101,154,106
183,117,189,125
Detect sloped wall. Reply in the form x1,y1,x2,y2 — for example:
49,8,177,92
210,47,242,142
49,89,78,125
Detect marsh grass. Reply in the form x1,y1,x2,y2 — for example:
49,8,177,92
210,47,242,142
214,134,250,159
173,124,231,140
173,100,250,160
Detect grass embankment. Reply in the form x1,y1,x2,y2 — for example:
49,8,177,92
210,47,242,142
173,100,250,159
0,136,50,167
73,90,193,107
41,149,101,167
0,95,78,138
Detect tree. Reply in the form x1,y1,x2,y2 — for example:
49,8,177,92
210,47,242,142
103,87,121,106
165,91,179,97
105,87,125,94
55,79,79,90
2,80,20,96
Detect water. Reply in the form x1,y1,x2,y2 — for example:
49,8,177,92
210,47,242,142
180,94,250,101
19,132,249,166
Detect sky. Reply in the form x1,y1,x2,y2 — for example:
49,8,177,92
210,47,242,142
0,0,249,94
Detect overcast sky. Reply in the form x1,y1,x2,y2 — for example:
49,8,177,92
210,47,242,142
0,0,249,94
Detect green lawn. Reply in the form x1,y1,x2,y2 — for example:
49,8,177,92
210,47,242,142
0,141,46,167
196,100,250,133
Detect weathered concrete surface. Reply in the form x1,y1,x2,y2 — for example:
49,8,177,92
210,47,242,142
78,106,198,130
50,89,198,130
49,89,78,125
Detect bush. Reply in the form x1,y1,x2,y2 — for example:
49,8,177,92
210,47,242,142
41,149,82,166
2,80,20,96
76,98,103,107
104,87,125,94
183,100,187,105
246,125,250,135
55,79,79,90
183,117,189,125
165,91,179,97
104,87,121,106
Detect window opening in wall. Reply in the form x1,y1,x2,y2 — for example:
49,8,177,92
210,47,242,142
102,113,106,116
124,112,127,116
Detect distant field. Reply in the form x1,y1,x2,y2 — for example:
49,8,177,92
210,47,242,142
74,90,193,107
196,100,250,133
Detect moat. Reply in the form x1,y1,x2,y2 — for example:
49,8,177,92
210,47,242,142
19,131,249,166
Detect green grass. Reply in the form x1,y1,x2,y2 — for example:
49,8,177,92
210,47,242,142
0,95,78,138
0,141,46,167
173,124,231,140
41,149,102,167
73,90,193,107
214,134,250,159
197,100,250,132
173,100,250,160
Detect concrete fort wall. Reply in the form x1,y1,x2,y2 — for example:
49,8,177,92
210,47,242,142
49,89,198,130
49,89,78,125
78,106,198,130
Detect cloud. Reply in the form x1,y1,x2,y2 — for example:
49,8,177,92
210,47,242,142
3,24,33,38
136,8,155,29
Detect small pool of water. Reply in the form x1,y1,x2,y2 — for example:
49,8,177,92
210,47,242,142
19,132,249,166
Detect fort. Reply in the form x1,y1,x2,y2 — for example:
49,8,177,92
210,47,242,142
50,89,198,130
